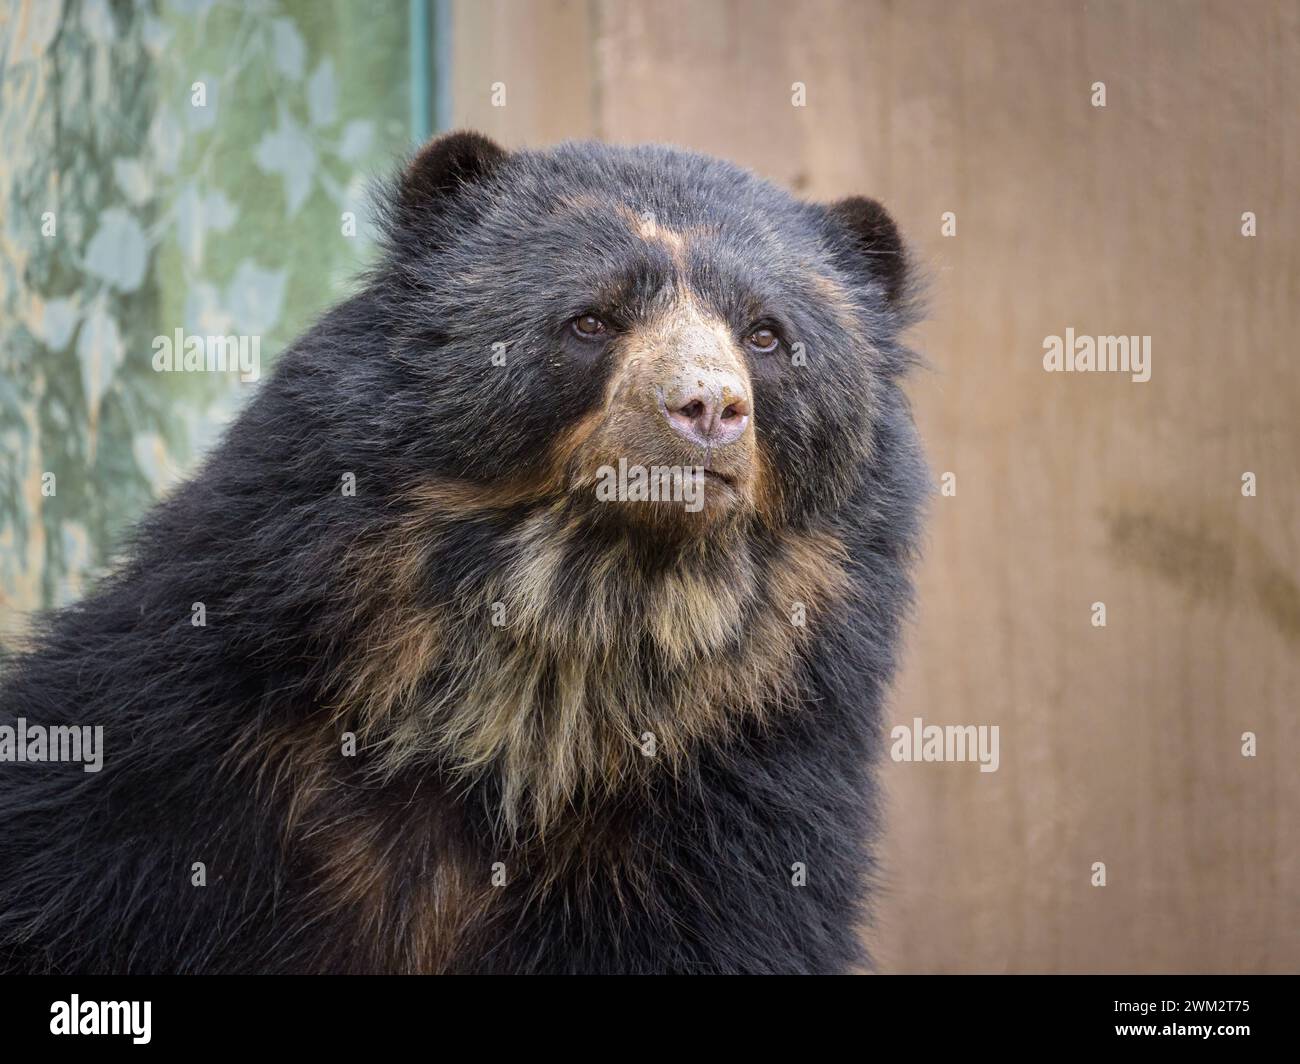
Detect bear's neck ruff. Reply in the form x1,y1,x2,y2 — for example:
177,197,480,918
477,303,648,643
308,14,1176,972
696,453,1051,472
319,483,850,832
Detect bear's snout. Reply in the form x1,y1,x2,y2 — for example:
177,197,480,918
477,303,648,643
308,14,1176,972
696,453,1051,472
658,372,751,448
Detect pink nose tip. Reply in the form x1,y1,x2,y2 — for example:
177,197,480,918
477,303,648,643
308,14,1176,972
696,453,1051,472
664,391,751,447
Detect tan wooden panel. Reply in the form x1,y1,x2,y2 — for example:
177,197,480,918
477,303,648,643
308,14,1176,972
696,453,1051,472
450,0,1300,972
449,0,599,143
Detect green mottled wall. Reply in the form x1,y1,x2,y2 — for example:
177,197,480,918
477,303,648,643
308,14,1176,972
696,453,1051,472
0,0,414,635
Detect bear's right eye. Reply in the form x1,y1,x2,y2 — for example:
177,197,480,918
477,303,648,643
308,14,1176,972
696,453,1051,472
571,314,608,339
744,325,781,354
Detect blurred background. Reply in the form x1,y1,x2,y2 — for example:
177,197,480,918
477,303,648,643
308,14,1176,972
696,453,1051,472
1,0,1297,972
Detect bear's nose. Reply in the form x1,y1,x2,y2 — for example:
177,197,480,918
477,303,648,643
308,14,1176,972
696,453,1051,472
660,374,751,447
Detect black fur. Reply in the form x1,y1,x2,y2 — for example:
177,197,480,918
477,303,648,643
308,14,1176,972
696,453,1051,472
0,134,927,974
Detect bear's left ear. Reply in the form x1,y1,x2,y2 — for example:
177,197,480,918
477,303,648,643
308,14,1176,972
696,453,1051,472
398,130,509,214
824,196,910,305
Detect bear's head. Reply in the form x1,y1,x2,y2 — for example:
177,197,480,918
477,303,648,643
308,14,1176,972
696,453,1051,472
373,131,916,543
318,132,923,827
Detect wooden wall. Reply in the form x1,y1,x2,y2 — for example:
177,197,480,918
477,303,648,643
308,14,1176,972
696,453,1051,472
449,0,1300,972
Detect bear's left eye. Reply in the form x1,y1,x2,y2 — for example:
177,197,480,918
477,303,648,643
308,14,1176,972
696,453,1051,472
744,325,781,354
571,314,608,339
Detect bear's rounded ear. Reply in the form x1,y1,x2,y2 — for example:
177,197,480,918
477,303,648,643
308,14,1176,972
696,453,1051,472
399,130,509,211
824,196,910,305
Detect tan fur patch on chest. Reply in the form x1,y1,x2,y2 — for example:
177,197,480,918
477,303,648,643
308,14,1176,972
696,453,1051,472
325,492,851,832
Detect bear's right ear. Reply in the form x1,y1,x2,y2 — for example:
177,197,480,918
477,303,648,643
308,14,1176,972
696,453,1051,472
398,130,509,214
823,196,911,306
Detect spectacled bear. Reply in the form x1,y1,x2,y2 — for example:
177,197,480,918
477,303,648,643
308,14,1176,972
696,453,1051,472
0,132,927,974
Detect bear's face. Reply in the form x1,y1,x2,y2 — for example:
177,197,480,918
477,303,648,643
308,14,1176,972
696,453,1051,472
378,133,912,539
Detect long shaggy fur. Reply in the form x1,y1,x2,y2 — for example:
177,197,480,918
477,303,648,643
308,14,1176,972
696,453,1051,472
0,134,927,974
